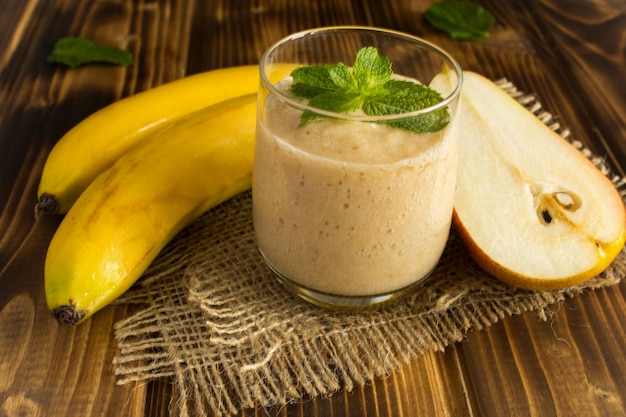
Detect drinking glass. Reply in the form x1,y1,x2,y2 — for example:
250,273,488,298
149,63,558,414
253,26,463,309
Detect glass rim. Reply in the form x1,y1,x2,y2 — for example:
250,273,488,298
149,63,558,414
259,26,463,123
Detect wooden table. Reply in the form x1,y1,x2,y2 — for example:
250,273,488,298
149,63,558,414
1,0,625,416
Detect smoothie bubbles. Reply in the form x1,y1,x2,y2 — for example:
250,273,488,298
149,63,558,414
253,27,463,309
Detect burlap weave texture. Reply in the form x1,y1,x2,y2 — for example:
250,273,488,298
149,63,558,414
112,81,626,417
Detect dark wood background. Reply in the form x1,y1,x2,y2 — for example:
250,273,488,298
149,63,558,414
1,0,625,416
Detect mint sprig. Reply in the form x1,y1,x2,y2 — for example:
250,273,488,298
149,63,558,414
47,37,134,68
289,47,449,133
424,2,495,41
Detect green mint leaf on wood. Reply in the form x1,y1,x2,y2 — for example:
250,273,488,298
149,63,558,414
47,37,134,68
424,1,495,41
290,47,448,134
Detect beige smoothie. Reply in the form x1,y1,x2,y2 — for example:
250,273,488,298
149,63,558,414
253,80,458,297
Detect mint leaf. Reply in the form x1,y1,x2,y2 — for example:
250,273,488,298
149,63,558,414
289,47,448,133
367,80,444,113
328,63,359,91
291,65,337,98
424,2,495,41
47,37,135,68
301,91,364,125
364,80,449,132
353,47,392,92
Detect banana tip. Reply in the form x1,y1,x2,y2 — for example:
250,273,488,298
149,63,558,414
52,304,86,326
35,193,60,219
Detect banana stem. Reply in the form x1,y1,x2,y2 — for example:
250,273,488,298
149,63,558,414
35,193,60,219
52,304,86,326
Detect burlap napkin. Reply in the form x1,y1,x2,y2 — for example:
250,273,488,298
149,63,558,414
112,80,626,417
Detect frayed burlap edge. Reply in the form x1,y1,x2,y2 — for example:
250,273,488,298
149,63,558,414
112,81,626,417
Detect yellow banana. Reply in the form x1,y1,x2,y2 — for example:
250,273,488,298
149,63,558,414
45,94,256,326
36,65,259,216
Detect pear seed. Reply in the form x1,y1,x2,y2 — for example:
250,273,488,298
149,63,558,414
536,203,553,224
554,192,573,208
541,209,552,224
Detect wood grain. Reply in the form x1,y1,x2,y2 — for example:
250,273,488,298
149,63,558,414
1,0,624,416
0,292,144,416
461,284,626,417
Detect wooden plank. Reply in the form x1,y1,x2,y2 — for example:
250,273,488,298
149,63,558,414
0,0,625,416
460,284,626,417
0,294,145,416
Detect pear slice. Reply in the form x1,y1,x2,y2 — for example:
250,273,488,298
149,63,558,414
438,71,626,290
